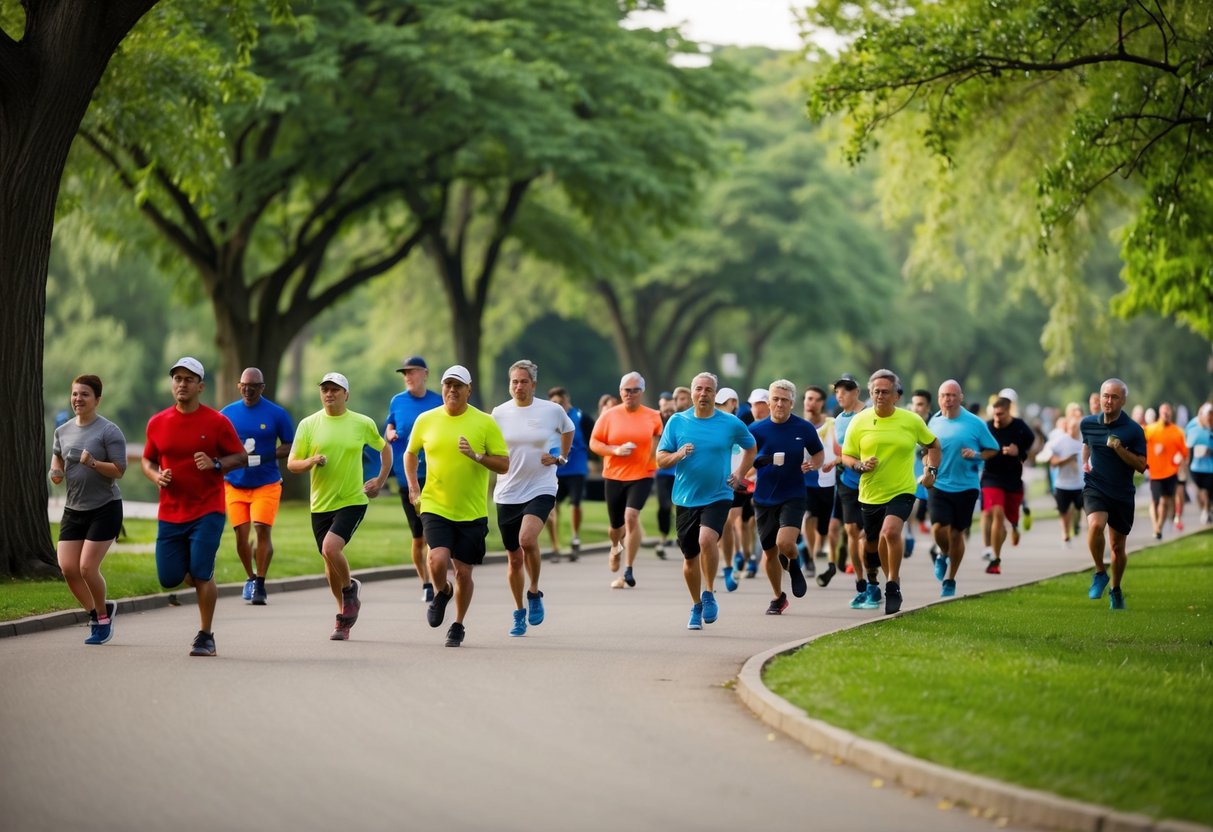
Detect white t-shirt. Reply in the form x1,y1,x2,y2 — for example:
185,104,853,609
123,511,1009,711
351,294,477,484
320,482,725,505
1041,429,1084,491
813,416,838,488
491,398,575,503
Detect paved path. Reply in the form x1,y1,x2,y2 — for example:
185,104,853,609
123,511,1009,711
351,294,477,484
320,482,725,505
1,515,1166,832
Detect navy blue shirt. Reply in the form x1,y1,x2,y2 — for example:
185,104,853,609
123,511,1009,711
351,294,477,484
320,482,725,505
749,414,825,506
1080,411,1146,502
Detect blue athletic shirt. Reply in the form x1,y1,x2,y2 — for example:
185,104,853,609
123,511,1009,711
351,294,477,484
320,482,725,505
385,389,443,485
835,409,862,489
927,408,999,493
555,406,592,477
1080,411,1146,502
1186,416,1213,475
220,398,296,489
658,409,755,508
749,414,824,506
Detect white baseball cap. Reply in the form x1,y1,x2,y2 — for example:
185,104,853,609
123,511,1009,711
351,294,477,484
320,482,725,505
998,387,1018,402
441,365,472,385
715,387,739,405
169,357,205,380
748,388,769,404
319,372,349,392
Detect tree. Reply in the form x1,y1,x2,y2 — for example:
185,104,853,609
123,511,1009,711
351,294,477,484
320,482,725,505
803,0,1213,343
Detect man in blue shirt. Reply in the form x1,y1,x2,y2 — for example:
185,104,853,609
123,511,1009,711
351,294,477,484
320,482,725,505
220,367,296,606
657,372,756,631
1080,378,1147,610
927,380,999,598
385,356,443,601
545,386,596,561
748,380,824,615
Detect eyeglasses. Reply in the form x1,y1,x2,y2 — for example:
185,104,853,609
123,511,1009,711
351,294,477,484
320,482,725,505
871,388,896,397
239,383,265,389
621,387,643,394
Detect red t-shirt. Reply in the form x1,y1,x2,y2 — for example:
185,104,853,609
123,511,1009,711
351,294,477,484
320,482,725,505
144,405,244,523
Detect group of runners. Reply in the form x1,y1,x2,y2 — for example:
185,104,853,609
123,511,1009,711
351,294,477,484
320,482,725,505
48,355,1210,653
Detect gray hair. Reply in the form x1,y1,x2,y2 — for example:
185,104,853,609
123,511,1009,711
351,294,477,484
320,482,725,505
769,379,796,400
620,371,645,391
691,372,718,390
509,359,538,383
1103,377,1129,398
869,368,901,394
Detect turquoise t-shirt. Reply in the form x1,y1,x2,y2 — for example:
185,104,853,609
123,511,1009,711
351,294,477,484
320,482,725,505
657,409,755,508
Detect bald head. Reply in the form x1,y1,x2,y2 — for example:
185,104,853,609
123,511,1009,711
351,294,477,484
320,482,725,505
938,379,963,417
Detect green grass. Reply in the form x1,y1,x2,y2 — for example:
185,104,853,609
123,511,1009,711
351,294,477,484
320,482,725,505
765,530,1213,825
4,495,649,621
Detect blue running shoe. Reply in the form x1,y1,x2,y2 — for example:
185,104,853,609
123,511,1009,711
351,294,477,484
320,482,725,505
688,603,704,630
745,557,758,579
723,566,739,592
941,579,957,597
1109,587,1125,610
1089,571,1110,600
905,537,915,557
84,622,102,645
733,552,745,572
527,590,545,626
849,582,869,609
701,590,719,624
934,554,948,582
510,609,527,636
862,584,882,609
243,578,256,602
623,567,636,588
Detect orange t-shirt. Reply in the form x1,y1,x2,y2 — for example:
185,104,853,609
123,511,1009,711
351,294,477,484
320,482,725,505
591,405,663,481
1144,421,1187,479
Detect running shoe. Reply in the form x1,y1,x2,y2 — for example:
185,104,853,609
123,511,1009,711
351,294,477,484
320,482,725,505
623,566,636,588
655,541,666,560
330,615,353,641
1154,532,1163,540
571,536,581,553
526,590,545,626
422,582,435,603
243,578,255,602
862,584,882,609
941,579,957,598
985,559,1001,575
904,537,915,558
803,557,816,578
105,599,118,621
427,584,453,627
342,578,362,621
189,630,217,656
723,566,739,592
445,622,465,647
934,554,948,582
610,577,627,589
816,549,828,559
252,579,268,606
1109,587,1125,610
1201,509,1210,525
92,616,114,645
918,520,930,535
849,585,869,609
981,548,994,562
844,562,854,574
929,545,940,563
1174,518,1184,532
509,609,527,637
1088,571,1110,600
1022,505,1032,531
84,622,101,645
687,603,704,630
701,590,718,624
816,562,836,588
884,581,902,615
745,557,758,579
766,593,789,615
788,558,808,598
609,543,623,572
733,552,745,572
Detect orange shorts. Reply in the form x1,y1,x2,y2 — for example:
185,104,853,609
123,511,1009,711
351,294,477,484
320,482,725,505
225,481,283,527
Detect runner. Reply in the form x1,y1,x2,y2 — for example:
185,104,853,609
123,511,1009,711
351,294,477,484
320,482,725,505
1037,403,1085,547
1186,403,1213,525
545,386,595,561
801,386,840,587
1143,402,1187,539
981,396,1035,574
832,373,875,608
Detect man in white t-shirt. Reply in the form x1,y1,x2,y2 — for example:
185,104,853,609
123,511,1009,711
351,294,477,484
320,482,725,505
492,360,574,637
1039,403,1086,547
801,386,840,586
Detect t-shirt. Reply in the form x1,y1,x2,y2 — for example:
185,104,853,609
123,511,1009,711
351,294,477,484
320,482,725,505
144,405,244,523
1080,411,1147,503
658,409,755,508
291,409,386,513
1186,417,1213,474
491,398,575,503
220,397,296,489
1041,429,1085,491
556,407,595,478
928,408,999,493
591,405,663,482
407,406,508,521
803,416,837,488
749,414,824,506
841,407,937,505
385,389,443,485
835,409,862,489
52,416,126,510
1144,421,1187,480
982,417,1036,491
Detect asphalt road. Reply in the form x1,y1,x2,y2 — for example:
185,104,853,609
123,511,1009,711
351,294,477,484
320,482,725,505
1,514,1162,832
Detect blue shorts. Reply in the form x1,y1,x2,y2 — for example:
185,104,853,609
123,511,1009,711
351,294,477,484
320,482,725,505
155,512,226,586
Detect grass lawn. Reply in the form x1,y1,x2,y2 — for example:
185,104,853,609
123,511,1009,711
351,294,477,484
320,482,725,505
3,495,653,622
764,530,1213,826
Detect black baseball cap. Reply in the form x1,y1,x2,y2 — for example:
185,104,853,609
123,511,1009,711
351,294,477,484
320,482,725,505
832,373,859,390
396,355,427,373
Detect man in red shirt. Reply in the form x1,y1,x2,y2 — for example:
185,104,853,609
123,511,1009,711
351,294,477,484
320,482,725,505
142,358,246,657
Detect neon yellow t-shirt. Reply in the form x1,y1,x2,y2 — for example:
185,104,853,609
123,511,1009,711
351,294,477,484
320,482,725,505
291,409,386,513
407,406,508,521
841,407,936,505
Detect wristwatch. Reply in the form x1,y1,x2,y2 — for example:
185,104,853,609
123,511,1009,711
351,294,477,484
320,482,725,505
213,458,222,472
927,465,939,476
556,455,568,465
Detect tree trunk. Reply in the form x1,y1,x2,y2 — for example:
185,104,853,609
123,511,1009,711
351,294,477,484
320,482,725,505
0,0,158,577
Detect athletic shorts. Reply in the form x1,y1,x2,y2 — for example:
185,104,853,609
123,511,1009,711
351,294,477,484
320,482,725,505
1192,471,1213,492
58,499,124,543
755,497,806,552
675,500,731,559
311,504,368,551
1083,486,1135,536
804,486,834,536
555,475,586,506
604,477,654,529
929,488,979,533
399,481,425,538
1150,475,1178,500
155,512,226,587
421,514,489,565
225,481,283,528
1054,488,1083,514
732,489,755,521
497,494,557,552
859,493,916,543
835,480,863,526
981,486,1024,525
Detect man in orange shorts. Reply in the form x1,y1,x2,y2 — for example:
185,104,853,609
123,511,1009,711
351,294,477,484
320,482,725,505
221,367,296,605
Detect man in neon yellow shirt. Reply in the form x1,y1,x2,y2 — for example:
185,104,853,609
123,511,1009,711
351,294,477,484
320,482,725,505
288,372,392,641
405,365,509,647
840,369,940,615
